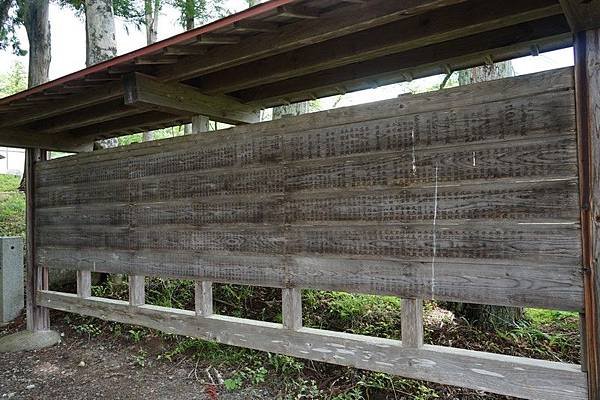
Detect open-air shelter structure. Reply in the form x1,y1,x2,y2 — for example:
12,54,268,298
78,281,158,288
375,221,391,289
0,0,599,398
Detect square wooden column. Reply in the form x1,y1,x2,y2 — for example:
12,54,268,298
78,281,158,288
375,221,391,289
25,148,50,332
574,27,600,400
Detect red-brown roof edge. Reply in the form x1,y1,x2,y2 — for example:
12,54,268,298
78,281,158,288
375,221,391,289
0,0,296,105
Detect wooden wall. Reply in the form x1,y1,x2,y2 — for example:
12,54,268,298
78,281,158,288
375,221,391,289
34,67,583,312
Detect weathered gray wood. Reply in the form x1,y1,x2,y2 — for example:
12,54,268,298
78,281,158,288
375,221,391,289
401,298,423,348
123,73,259,125
129,275,145,306
191,115,210,133
76,270,91,298
574,27,600,400
198,0,563,95
195,281,213,317
35,247,584,311
25,149,49,332
157,0,467,82
34,67,575,172
37,290,588,400
559,0,600,32
282,288,302,330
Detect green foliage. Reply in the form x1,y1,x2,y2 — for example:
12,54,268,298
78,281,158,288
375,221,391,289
0,61,27,98
0,0,26,56
132,349,149,367
0,174,25,237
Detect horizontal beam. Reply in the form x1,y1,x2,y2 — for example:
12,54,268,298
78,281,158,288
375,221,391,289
157,0,466,82
234,15,572,105
38,290,588,400
559,0,600,32
197,0,563,95
123,73,259,125
35,248,584,311
0,127,93,152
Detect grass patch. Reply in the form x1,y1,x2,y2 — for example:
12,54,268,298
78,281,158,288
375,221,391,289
0,174,25,237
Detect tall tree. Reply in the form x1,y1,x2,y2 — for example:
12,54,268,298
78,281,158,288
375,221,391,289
0,0,51,88
142,0,161,141
448,61,524,330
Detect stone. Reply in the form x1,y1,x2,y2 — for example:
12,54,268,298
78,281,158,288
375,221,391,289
0,330,61,353
0,237,24,324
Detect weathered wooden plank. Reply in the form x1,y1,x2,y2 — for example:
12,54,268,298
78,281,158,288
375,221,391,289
76,270,92,298
401,298,423,348
123,73,260,125
35,67,575,174
157,0,467,82
34,88,575,185
35,220,581,265
574,27,600,400
34,179,580,226
37,291,588,400
195,281,213,316
282,288,302,330
35,248,584,311
25,149,49,332
34,136,577,208
559,0,600,32
129,275,145,306
197,0,562,95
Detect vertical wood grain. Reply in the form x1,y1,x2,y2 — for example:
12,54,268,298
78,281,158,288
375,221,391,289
26,148,49,332
401,298,423,348
195,281,213,316
574,27,600,400
282,288,302,330
77,270,92,298
129,275,145,306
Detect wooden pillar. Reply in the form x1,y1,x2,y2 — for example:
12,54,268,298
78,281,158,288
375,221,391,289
129,275,145,306
76,271,92,298
282,288,302,330
574,27,600,400
195,281,213,317
401,298,423,348
25,148,50,332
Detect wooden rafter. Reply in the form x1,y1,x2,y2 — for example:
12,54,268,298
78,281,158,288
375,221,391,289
123,72,259,125
559,0,600,32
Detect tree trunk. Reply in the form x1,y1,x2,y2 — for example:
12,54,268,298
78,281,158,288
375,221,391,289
449,61,524,330
142,0,160,142
272,102,309,119
85,0,118,149
17,0,51,191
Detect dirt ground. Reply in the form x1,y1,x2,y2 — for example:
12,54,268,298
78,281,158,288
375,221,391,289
0,314,273,400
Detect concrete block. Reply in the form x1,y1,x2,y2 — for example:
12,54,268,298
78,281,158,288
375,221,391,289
0,237,24,324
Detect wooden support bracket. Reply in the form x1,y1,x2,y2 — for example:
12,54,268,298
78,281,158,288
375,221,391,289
122,72,259,125
195,281,213,317
129,275,145,306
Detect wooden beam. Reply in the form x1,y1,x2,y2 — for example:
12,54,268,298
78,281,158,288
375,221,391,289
195,281,213,317
197,0,563,95
233,16,571,105
76,271,92,298
282,288,302,330
157,0,466,82
233,20,278,33
0,127,94,152
195,35,240,45
401,298,424,348
38,291,588,400
26,149,49,332
123,73,259,125
129,275,145,306
559,0,600,32
0,81,123,129
574,27,600,400
277,5,320,19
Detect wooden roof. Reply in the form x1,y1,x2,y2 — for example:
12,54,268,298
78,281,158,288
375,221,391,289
0,0,598,151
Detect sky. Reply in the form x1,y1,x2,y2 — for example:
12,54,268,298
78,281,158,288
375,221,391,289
0,1,575,108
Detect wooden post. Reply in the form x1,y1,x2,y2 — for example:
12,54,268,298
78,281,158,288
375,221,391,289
25,148,50,332
76,271,92,298
282,288,302,330
129,275,145,306
574,27,600,400
191,115,210,133
195,281,213,316
401,298,423,348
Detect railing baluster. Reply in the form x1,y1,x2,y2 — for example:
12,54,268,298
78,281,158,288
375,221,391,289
129,275,145,306
76,270,92,298
282,288,302,330
401,298,423,348
195,281,213,317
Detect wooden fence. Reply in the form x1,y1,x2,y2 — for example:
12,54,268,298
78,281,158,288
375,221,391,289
31,67,587,399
